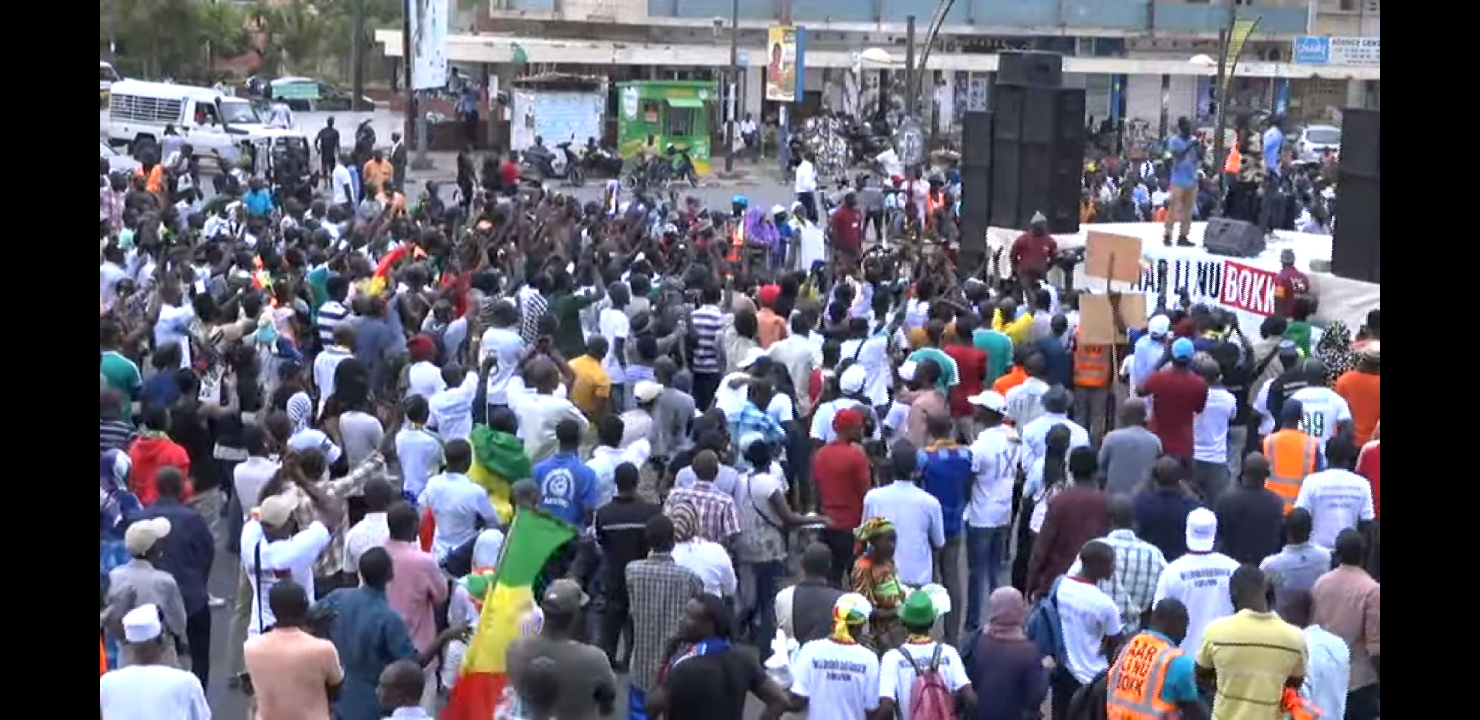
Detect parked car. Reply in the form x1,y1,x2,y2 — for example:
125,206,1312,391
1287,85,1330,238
1296,124,1342,161
252,76,375,111
100,141,142,175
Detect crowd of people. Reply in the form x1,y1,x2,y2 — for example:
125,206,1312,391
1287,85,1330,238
100,110,1377,720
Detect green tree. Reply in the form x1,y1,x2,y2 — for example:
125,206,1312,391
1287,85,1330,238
197,1,253,64
104,0,207,78
256,0,331,76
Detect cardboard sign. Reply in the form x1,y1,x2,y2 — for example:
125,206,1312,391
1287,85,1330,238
1078,293,1148,345
1084,231,1144,284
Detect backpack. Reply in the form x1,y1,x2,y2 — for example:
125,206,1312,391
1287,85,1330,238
1025,576,1068,667
900,643,954,720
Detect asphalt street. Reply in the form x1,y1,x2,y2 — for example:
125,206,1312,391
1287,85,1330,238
101,109,802,211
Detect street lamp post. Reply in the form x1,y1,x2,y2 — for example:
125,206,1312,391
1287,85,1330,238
724,0,740,174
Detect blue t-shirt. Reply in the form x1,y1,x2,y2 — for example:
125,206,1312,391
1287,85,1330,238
918,444,972,536
1141,631,1200,704
1262,127,1285,177
533,452,598,526
1167,136,1199,189
243,189,274,217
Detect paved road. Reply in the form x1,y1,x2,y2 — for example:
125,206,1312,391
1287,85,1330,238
101,108,802,211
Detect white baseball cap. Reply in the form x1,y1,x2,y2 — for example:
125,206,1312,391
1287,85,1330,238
1148,315,1171,337
898,361,918,382
840,365,867,393
967,390,1007,413
1185,507,1218,553
124,517,172,556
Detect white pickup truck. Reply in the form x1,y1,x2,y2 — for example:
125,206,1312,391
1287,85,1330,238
106,79,305,167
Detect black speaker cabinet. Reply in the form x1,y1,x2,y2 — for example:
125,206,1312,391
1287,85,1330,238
962,111,994,168
1202,217,1267,258
996,51,1064,88
1332,108,1380,283
988,84,1083,234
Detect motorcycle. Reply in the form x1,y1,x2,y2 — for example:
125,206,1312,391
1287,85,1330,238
521,141,586,186
621,145,699,192
578,139,624,179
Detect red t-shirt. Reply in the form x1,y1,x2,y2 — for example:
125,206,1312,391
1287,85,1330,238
830,206,863,252
812,440,872,530
1011,232,1057,276
499,160,520,188
441,270,474,319
1143,367,1208,460
1276,267,1312,317
809,368,826,409
1356,441,1380,517
944,343,988,418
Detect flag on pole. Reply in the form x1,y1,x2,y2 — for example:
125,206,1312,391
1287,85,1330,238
1222,18,1260,96
442,509,578,720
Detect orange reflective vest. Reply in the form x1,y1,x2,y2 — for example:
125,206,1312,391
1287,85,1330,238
1106,632,1182,720
1264,429,1319,513
1224,146,1242,175
134,164,165,193
1073,332,1112,389
727,224,744,264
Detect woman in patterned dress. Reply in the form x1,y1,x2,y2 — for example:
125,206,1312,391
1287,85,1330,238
850,517,908,652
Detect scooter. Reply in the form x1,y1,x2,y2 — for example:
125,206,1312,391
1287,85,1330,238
522,141,586,186
579,138,624,178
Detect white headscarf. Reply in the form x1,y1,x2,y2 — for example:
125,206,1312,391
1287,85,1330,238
472,528,506,569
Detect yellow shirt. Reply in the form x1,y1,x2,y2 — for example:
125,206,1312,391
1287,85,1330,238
990,308,1035,346
1196,610,1307,720
567,355,612,418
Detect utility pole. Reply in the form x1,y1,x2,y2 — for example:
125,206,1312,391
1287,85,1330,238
351,0,366,111
402,0,425,166
724,0,739,174
904,15,917,117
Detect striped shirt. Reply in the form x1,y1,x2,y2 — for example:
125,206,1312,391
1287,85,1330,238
517,286,549,345
1069,528,1168,633
100,420,135,455
689,305,726,374
316,300,350,346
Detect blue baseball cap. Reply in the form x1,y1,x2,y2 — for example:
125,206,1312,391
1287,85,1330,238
1171,338,1196,361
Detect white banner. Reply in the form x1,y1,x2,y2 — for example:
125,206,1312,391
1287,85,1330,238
409,0,449,90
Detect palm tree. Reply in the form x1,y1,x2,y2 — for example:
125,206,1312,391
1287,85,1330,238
259,0,329,76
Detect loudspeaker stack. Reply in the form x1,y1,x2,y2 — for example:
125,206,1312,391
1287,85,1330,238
988,52,1085,235
1331,109,1380,284
957,111,994,280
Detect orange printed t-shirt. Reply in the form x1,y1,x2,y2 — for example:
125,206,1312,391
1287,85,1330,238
992,365,1028,396
1334,371,1381,445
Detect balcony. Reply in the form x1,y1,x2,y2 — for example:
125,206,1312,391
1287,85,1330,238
641,0,1311,35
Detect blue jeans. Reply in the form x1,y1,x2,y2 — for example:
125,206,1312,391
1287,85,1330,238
964,525,1008,634
742,559,786,646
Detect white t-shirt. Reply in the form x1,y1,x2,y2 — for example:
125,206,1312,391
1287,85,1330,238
597,307,630,383
1294,469,1376,548
478,327,526,406
100,664,210,720
1054,578,1123,684
809,398,867,442
1193,387,1237,463
790,638,881,720
794,160,818,194
878,642,971,720
153,302,196,368
967,425,1019,529
1005,377,1051,428
241,519,332,636
1153,552,1240,652
331,164,355,204
1287,386,1353,451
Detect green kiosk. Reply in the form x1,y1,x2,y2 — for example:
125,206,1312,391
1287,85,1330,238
615,80,716,175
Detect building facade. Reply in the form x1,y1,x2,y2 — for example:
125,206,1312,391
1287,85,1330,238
382,0,1378,144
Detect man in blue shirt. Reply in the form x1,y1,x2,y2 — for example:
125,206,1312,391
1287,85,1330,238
1106,598,1205,716
533,418,599,527
1261,115,1288,232
918,412,973,645
1164,117,1200,247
